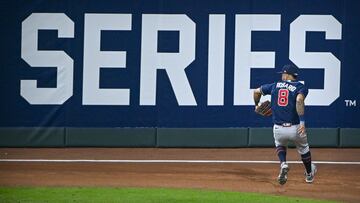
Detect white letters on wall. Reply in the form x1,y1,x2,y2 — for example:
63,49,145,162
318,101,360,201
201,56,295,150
20,13,342,106
140,14,197,106
290,15,342,106
233,15,281,105
207,15,226,106
21,13,74,104
83,14,132,105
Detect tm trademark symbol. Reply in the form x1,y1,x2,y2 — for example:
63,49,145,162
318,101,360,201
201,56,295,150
345,100,357,107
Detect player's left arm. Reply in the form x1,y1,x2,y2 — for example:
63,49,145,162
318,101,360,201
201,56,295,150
296,93,306,136
253,88,262,110
254,83,273,112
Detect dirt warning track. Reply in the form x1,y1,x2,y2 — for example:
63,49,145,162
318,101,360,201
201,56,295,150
0,148,359,202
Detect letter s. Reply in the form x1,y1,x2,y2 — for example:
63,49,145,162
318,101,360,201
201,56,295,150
21,13,74,104
290,15,342,106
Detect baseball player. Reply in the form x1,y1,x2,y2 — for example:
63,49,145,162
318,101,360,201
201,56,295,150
253,64,317,185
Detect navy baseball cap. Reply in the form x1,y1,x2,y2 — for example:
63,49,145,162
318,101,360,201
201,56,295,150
278,64,299,76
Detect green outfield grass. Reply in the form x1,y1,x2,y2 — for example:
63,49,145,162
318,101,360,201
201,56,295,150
0,187,337,203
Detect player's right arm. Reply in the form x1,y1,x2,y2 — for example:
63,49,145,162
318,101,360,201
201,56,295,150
296,93,306,136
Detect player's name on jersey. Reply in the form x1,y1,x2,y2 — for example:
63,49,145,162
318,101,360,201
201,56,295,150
276,82,297,92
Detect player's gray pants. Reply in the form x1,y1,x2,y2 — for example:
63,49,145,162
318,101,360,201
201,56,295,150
273,124,310,155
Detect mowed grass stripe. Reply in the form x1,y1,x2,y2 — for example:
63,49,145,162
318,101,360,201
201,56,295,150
0,187,338,203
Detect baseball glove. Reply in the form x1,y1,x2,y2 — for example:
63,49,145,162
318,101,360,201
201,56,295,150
255,100,272,116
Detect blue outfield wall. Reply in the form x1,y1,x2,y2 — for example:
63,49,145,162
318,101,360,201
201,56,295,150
0,0,360,147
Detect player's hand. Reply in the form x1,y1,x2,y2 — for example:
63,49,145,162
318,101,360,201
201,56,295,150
297,123,306,137
254,101,272,116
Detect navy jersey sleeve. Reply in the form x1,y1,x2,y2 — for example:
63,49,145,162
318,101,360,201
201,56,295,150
298,85,309,97
260,83,275,95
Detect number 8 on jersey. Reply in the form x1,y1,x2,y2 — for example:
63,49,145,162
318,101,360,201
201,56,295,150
278,89,289,106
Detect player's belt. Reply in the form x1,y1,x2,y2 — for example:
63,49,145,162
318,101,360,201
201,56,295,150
275,123,292,127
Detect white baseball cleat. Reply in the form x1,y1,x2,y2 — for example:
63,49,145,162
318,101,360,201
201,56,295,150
277,162,289,185
305,163,317,183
